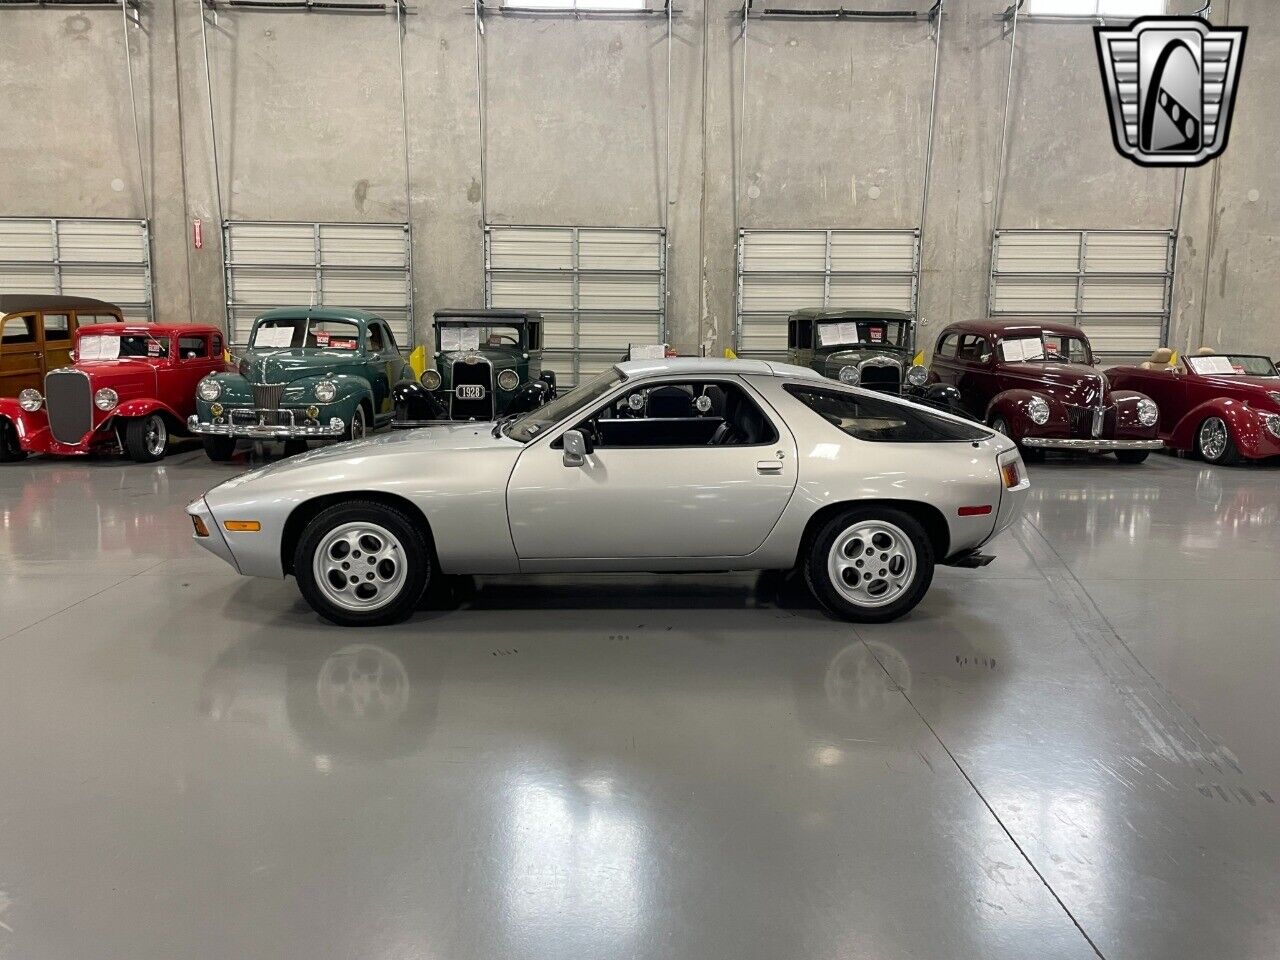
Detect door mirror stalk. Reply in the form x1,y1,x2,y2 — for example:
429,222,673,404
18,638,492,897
562,429,592,467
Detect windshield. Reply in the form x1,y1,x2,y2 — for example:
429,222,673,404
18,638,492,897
816,320,908,349
1000,334,1091,364
437,323,523,352
78,331,168,360
505,368,626,443
1185,354,1278,377
251,317,361,351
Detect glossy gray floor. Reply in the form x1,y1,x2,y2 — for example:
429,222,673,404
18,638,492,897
1,447,1278,960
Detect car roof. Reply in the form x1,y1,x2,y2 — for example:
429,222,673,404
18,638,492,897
614,357,826,380
943,318,1086,338
791,308,913,322
78,323,222,337
0,294,122,315
254,307,383,324
433,308,542,322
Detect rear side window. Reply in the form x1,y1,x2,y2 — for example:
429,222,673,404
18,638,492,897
935,333,959,358
786,385,990,442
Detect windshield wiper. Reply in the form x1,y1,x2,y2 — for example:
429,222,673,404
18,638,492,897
491,413,519,438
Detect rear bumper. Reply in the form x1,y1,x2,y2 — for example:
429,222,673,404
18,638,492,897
188,415,343,440
1021,437,1164,451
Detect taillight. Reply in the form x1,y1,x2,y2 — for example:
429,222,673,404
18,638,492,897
1001,459,1022,489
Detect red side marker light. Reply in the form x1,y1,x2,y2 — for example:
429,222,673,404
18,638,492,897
958,505,993,517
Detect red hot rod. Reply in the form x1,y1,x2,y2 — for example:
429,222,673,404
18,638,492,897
0,323,226,463
928,320,1163,463
1107,349,1280,465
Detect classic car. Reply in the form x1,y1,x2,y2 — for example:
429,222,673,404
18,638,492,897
188,357,1030,627
392,308,556,425
2,294,124,398
927,319,1163,463
189,307,413,461
0,322,225,462
785,308,963,414
1107,348,1280,464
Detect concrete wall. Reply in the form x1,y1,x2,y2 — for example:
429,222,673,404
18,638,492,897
0,0,1275,358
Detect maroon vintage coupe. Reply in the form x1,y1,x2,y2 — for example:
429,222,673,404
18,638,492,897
1108,349,1280,465
0,322,226,462
927,319,1163,463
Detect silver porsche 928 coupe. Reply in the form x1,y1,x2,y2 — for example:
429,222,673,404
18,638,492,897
188,358,1030,627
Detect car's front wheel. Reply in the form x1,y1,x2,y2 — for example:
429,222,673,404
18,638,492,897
1115,450,1150,465
0,419,27,462
343,404,368,443
294,500,431,627
203,436,236,462
1196,416,1241,465
805,506,935,623
124,414,169,462
990,414,1043,462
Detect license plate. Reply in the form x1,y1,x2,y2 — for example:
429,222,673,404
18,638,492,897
456,384,486,400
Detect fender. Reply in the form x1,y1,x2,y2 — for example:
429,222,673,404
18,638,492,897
0,399,53,453
506,379,555,415
392,379,448,422
985,388,1063,440
1108,389,1160,440
1169,397,1270,457
115,397,185,425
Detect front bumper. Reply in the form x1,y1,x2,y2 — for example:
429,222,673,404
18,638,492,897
186,496,239,572
188,414,344,440
1021,437,1164,450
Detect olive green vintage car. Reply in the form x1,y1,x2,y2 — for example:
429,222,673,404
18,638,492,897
392,309,556,425
188,307,412,461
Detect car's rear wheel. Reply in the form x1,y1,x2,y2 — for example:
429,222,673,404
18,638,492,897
804,506,935,624
125,414,168,462
0,419,27,462
203,436,237,462
294,500,430,627
1196,416,1241,465
1115,450,1150,464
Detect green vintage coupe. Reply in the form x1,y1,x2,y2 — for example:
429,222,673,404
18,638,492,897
392,308,556,425
189,307,412,461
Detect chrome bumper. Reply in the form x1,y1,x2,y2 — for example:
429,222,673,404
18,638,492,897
187,414,344,440
1021,437,1164,450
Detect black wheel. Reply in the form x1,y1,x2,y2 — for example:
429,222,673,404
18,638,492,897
293,500,431,627
124,414,168,463
991,414,1043,463
1115,450,1150,465
0,419,28,462
283,439,309,457
804,506,935,624
1196,416,1241,465
203,436,237,462
343,404,368,442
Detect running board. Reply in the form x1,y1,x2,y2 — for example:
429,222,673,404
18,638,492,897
941,551,995,569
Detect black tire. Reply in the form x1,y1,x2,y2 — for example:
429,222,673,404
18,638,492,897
293,500,431,627
343,404,369,442
124,413,168,463
1115,450,1150,465
283,439,309,457
203,436,237,462
1196,416,1241,466
991,414,1043,463
804,506,935,624
0,419,28,462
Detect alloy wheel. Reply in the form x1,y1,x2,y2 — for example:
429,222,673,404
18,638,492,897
146,416,167,458
1198,417,1228,462
827,520,918,609
312,521,407,613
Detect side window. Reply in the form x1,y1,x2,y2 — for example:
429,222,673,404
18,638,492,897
212,334,223,356
380,324,399,354
77,313,122,325
43,313,71,342
786,385,990,442
367,324,385,352
935,333,959,359
958,335,990,363
798,322,813,349
527,323,542,351
178,336,209,360
575,380,778,448
787,319,797,349
2,315,37,344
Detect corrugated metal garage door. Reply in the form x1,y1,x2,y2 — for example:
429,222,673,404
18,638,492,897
0,218,153,321
485,225,666,385
990,230,1173,362
736,229,919,359
223,221,413,346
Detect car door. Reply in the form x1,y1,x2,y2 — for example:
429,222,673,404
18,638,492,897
1,313,42,396
505,376,799,561
367,322,403,420
40,312,74,377
956,334,997,416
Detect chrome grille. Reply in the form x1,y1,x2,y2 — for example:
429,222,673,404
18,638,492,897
251,383,285,411
1067,404,1110,439
45,369,93,444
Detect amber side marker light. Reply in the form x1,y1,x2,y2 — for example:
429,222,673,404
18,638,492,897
224,520,261,533
191,516,210,538
1001,461,1022,489
958,505,993,517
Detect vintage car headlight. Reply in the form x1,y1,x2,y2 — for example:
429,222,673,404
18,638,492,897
1137,397,1159,427
905,364,928,388
197,378,222,402
18,388,43,412
94,388,119,412
1026,396,1050,425
497,369,520,392
838,366,860,386
421,369,442,391
1264,413,1280,440
313,380,337,403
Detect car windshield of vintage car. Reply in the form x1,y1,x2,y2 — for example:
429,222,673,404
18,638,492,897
504,368,626,443
816,320,907,349
1042,334,1091,364
98,333,170,359
1185,355,1279,377
439,323,522,351
251,317,362,351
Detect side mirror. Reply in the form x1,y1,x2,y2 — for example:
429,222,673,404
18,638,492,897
562,429,592,467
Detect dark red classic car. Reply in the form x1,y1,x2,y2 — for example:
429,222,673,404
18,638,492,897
1108,348,1280,465
928,319,1163,463
0,322,226,463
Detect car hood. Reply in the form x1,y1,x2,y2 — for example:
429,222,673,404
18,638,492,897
237,349,353,383
1196,374,1280,400
1000,362,1110,404
67,360,158,400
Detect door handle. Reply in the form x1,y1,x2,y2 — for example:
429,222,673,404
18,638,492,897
756,460,784,474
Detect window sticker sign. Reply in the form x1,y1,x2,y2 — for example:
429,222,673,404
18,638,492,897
441,327,480,352
1187,355,1236,375
1000,338,1045,362
78,335,121,361
254,326,293,349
